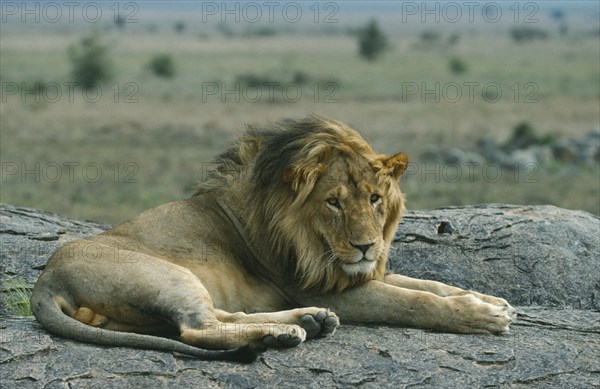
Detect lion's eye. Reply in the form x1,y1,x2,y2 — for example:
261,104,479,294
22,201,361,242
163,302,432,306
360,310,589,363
326,198,341,209
370,194,381,204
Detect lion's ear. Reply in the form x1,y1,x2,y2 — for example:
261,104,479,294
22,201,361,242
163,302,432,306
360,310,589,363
381,152,409,179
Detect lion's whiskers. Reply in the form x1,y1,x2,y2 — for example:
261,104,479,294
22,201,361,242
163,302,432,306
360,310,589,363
316,248,338,273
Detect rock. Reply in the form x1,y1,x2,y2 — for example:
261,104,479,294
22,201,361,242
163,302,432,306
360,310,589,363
1,203,599,388
424,129,600,168
552,139,577,164
390,204,599,309
421,146,486,167
507,145,554,168
574,129,600,165
476,136,506,164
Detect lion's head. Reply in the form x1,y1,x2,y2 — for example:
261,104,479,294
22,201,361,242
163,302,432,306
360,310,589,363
199,116,408,293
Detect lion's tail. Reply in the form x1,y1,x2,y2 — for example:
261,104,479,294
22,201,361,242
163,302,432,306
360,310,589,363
29,284,263,363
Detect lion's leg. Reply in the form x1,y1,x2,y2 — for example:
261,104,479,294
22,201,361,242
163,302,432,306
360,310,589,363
384,274,467,296
383,274,515,318
57,242,306,350
180,321,306,350
303,280,514,334
214,308,339,339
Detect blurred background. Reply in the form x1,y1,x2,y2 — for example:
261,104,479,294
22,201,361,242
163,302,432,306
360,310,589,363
1,1,599,224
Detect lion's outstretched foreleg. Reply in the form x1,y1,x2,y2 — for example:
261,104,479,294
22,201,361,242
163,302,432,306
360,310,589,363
302,280,514,334
383,274,516,319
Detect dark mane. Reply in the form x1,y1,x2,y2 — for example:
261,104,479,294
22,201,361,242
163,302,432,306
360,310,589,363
194,115,364,195
194,116,403,293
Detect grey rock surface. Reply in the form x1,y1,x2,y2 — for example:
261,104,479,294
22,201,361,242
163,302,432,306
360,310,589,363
1,203,599,388
390,204,600,309
423,128,600,168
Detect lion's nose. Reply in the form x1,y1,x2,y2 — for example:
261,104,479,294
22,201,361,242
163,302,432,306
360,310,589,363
350,242,374,255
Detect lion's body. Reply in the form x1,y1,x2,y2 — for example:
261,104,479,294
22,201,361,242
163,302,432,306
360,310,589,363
31,116,515,362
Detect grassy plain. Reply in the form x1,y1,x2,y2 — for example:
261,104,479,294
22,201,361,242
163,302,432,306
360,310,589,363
1,21,599,224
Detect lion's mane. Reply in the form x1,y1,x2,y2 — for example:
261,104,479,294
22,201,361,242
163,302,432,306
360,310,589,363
195,116,405,293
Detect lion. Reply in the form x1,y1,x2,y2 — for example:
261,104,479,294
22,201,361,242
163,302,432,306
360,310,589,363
31,116,515,362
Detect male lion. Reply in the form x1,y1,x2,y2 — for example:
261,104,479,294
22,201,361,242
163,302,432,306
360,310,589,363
31,116,515,362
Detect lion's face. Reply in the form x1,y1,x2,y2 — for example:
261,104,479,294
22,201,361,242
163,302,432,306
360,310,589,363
292,147,406,276
305,153,406,278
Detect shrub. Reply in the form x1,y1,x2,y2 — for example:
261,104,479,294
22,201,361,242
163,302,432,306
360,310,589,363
510,27,549,43
420,30,441,44
292,71,310,85
68,31,113,87
148,54,176,78
235,73,280,86
447,33,460,46
245,26,277,37
174,20,186,34
504,122,557,151
448,57,468,74
357,19,389,61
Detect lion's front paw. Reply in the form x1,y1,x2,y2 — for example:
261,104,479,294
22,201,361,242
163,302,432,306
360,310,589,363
261,324,307,348
299,309,339,339
471,292,517,320
447,294,515,334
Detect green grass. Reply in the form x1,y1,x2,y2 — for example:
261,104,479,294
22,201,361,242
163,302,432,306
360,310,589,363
1,278,33,316
1,28,598,224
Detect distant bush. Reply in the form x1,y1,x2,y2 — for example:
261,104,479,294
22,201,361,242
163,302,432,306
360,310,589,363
448,57,468,74
504,122,557,151
447,33,460,46
235,72,337,88
68,32,113,88
357,19,389,61
244,26,277,37
174,20,186,34
233,71,339,103
235,73,280,86
420,30,441,45
148,54,176,78
550,8,566,22
68,32,114,87
292,71,310,85
510,27,549,43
